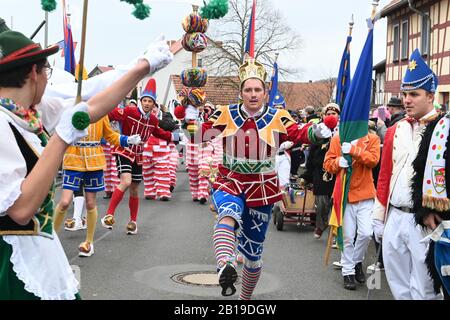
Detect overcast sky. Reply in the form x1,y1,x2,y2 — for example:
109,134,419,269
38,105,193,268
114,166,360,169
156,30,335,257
2,0,390,81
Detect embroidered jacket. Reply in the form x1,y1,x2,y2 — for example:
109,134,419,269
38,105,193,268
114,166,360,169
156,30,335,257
194,104,315,207
109,106,172,165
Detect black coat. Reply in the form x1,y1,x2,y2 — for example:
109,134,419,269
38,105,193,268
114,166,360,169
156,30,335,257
301,142,335,196
159,112,179,132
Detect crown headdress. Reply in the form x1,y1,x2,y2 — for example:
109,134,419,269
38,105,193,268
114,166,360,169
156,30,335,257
239,58,267,85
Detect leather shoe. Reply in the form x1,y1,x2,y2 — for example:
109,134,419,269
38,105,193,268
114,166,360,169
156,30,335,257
355,262,366,284
343,275,356,290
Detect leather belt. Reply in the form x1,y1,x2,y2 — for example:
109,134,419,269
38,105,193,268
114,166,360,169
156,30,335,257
391,205,412,213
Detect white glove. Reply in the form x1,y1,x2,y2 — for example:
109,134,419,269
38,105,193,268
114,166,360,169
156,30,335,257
279,141,294,152
338,157,349,168
372,219,385,243
342,142,352,154
313,123,332,139
55,102,89,145
185,105,199,121
127,134,142,146
141,35,174,75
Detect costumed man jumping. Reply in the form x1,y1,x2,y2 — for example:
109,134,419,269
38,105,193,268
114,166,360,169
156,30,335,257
184,58,333,299
101,79,178,234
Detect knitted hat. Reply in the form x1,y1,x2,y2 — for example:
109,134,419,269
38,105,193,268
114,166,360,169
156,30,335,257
0,31,59,72
324,103,340,115
140,78,157,103
401,49,439,93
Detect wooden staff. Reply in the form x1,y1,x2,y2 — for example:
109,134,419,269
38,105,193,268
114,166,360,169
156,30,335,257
76,0,89,104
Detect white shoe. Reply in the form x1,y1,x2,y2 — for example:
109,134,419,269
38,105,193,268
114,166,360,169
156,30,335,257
367,262,384,272
64,217,87,231
78,242,94,257
332,261,343,269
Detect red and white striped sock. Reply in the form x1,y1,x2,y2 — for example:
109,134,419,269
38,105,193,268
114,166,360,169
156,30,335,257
239,266,262,300
213,224,236,269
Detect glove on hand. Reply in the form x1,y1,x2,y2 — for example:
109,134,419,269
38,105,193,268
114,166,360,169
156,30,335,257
338,157,349,168
141,35,174,75
313,122,332,139
55,102,89,145
127,134,142,146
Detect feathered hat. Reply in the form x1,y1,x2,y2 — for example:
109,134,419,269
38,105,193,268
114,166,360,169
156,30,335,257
401,49,439,93
140,78,157,103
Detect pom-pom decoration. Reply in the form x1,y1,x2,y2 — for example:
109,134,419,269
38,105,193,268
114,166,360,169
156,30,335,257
72,111,91,130
132,3,151,20
42,0,151,19
181,68,208,88
323,115,339,131
182,32,208,53
41,0,57,12
174,105,187,120
178,87,207,108
200,0,229,20
182,14,209,33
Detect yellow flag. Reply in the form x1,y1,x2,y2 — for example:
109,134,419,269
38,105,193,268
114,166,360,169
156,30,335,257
75,64,88,81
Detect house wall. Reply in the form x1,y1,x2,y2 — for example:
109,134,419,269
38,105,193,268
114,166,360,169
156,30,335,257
385,0,450,109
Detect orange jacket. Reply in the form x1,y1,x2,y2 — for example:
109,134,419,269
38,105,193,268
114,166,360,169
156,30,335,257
323,133,380,203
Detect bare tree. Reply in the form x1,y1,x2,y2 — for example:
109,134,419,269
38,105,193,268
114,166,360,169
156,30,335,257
203,0,302,87
302,77,337,109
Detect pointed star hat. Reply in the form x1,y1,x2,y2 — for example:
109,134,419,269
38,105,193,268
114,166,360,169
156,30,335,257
401,49,439,93
140,78,157,103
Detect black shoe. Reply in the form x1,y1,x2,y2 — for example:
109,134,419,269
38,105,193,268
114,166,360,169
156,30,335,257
193,198,200,202
160,196,170,202
103,192,112,199
343,275,356,290
170,186,175,193
199,198,207,204
218,263,238,297
355,262,366,284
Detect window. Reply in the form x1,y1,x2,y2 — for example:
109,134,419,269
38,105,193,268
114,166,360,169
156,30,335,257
393,24,400,62
197,58,203,67
421,13,430,55
401,20,409,60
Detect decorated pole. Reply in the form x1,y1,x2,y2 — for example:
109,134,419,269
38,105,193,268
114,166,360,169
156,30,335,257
174,0,230,122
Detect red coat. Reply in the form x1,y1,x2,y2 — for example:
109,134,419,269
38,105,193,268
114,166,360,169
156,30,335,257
109,106,172,165
195,104,313,207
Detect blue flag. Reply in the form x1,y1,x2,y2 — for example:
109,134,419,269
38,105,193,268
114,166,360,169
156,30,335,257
268,61,279,107
335,36,352,108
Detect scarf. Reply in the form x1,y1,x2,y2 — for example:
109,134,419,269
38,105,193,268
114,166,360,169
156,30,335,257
0,97,48,146
422,113,450,212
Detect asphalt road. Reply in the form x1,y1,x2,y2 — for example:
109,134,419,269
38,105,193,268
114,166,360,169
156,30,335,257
57,169,393,301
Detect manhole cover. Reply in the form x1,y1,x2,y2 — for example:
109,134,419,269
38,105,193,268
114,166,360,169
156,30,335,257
171,271,240,288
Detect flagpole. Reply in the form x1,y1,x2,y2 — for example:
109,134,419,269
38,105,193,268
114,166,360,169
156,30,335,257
76,0,89,104
324,15,355,267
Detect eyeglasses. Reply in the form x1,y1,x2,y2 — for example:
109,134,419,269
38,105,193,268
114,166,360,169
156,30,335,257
43,63,53,80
